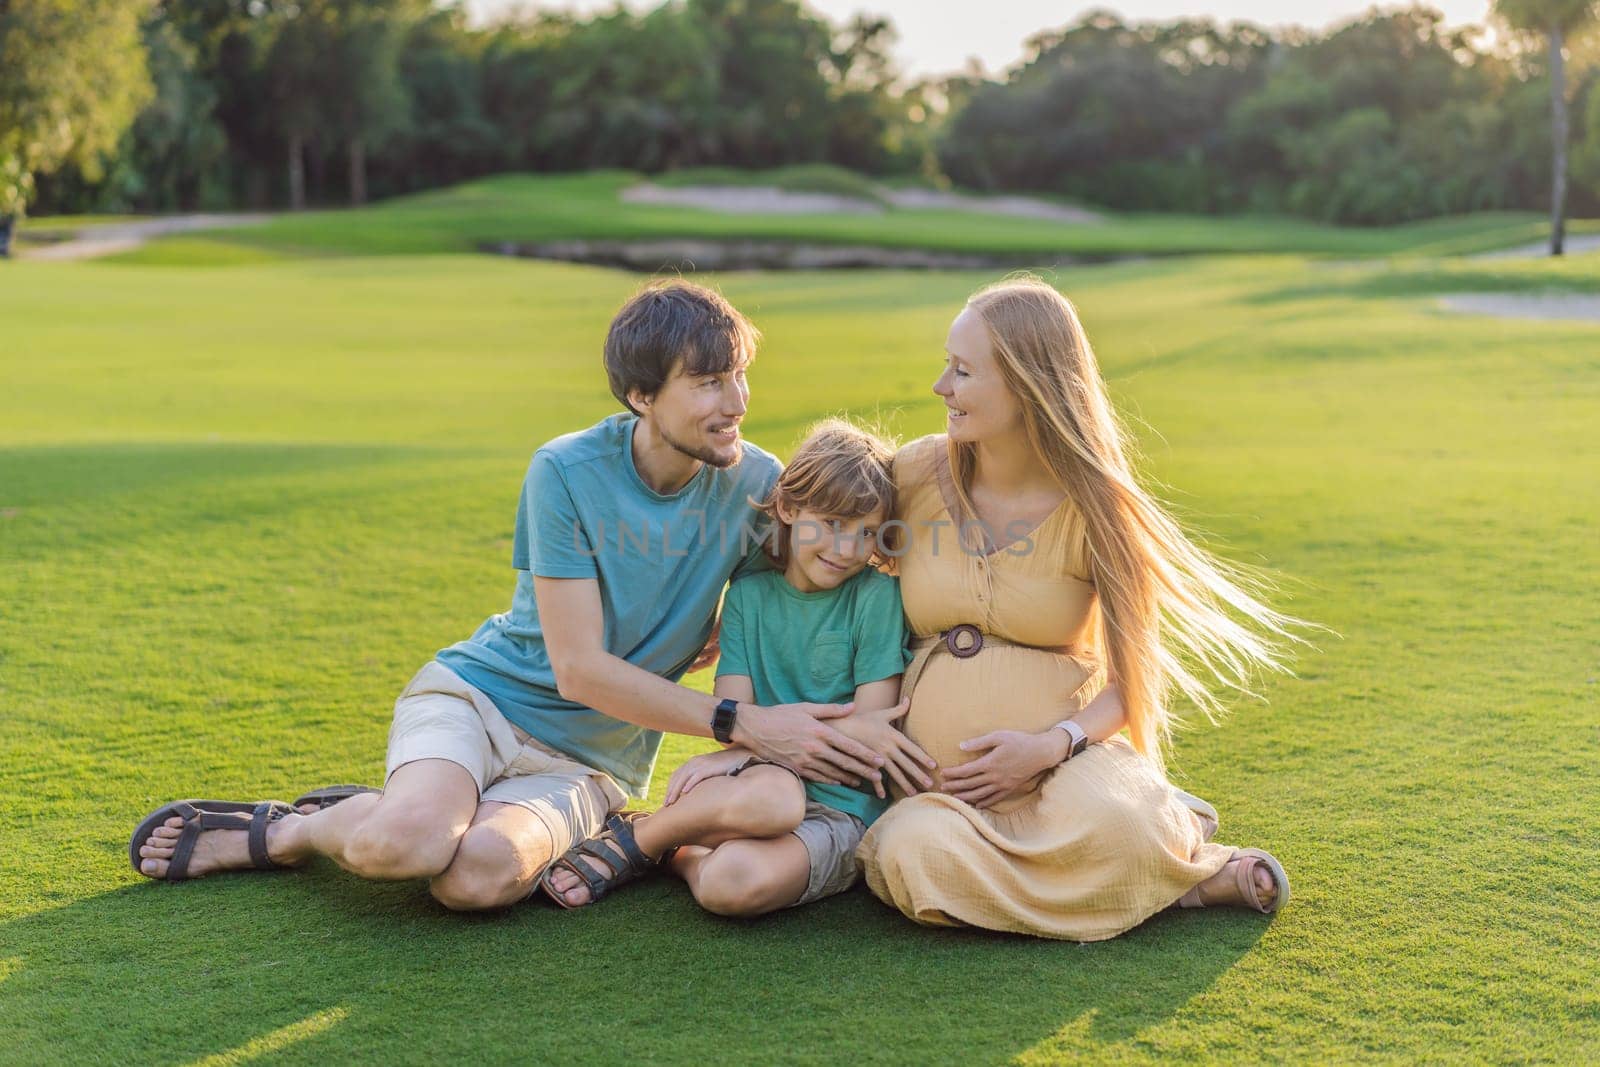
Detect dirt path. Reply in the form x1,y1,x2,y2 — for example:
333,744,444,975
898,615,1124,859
1439,292,1600,322
20,213,271,261
1470,234,1600,260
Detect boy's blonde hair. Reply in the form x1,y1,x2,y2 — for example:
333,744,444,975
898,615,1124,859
757,419,896,570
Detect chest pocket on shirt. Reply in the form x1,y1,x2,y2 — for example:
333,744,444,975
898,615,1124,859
809,631,852,689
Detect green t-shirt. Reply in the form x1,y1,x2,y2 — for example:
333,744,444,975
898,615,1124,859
715,567,911,825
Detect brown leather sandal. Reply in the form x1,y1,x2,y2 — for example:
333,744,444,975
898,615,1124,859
291,784,380,811
539,811,656,909
1178,848,1290,914
129,799,298,882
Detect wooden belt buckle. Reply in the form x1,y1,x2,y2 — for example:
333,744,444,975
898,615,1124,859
944,623,983,659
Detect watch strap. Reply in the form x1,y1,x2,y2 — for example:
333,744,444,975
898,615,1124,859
1052,719,1089,760
712,698,739,744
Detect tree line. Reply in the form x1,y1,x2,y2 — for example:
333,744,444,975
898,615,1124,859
5,0,1600,243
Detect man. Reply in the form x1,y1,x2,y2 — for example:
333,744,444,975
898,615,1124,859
131,280,885,910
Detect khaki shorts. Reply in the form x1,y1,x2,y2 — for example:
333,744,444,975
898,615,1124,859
730,758,866,906
792,801,868,906
386,661,627,861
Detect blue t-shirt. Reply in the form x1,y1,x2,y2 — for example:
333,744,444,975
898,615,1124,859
716,567,911,825
437,413,782,798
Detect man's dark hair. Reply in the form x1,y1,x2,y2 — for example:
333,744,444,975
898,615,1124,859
604,281,759,415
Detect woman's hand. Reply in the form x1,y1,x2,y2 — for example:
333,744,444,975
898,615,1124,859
663,746,751,806
832,700,937,799
942,729,1069,809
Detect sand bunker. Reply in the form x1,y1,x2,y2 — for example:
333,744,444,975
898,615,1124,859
1439,292,1600,322
485,238,1049,271
621,184,884,215
621,182,1101,223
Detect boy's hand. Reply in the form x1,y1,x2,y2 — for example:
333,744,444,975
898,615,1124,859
833,700,936,798
663,747,750,806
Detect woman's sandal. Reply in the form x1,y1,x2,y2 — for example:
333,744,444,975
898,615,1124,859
291,784,380,811
539,811,656,909
128,799,299,882
1178,848,1290,914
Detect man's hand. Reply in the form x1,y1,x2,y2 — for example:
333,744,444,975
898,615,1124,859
941,729,1069,809
732,702,884,785
832,700,936,798
663,746,750,806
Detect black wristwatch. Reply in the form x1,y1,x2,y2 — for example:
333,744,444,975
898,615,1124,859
712,698,739,744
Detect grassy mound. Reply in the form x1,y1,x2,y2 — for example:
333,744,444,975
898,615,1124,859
91,172,1597,265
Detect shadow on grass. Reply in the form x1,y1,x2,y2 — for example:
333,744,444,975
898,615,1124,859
0,863,1264,1064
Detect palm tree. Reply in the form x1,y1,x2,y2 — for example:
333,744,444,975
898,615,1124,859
1494,0,1599,255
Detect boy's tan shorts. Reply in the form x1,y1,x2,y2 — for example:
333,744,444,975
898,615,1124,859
386,661,627,861
730,757,867,906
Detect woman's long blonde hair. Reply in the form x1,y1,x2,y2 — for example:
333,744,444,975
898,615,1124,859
955,276,1303,767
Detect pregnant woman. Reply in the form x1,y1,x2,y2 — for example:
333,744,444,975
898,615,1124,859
859,277,1298,941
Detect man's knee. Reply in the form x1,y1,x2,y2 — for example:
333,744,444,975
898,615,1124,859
343,804,463,880
693,851,789,917
429,819,554,912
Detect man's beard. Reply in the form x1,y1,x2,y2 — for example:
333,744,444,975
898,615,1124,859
660,422,743,470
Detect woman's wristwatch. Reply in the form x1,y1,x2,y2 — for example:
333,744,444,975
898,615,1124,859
1051,719,1090,761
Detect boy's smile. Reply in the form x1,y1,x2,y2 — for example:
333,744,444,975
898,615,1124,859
779,507,886,593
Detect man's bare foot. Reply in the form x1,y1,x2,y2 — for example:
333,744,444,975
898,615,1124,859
136,813,305,880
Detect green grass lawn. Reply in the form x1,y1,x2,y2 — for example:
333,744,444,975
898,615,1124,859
1,234,1597,1063
100,170,1600,262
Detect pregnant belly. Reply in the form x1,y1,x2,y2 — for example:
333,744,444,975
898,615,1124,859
902,646,1101,793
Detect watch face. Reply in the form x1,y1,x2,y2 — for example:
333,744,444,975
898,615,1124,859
712,700,737,743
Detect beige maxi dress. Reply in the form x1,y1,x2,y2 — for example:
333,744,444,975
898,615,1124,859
856,435,1233,941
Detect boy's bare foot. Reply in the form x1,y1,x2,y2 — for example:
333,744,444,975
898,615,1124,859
539,812,657,908
544,856,604,907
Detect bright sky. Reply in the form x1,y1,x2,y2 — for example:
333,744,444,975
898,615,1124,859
462,0,1497,77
